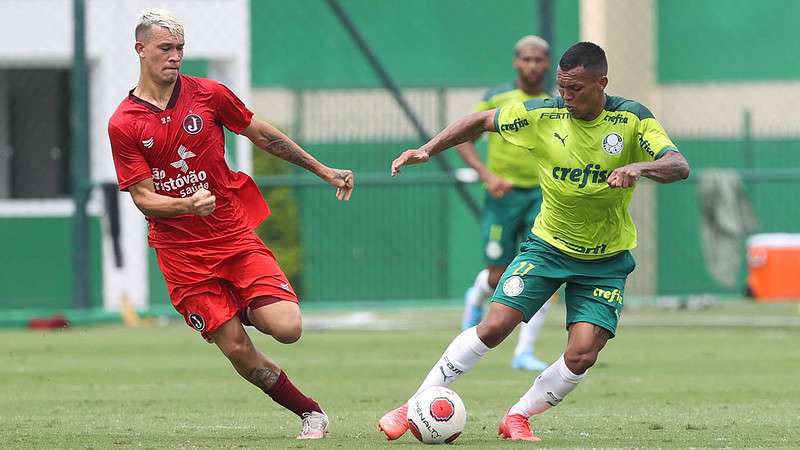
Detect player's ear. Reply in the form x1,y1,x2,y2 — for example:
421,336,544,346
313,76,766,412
598,76,609,89
135,41,145,58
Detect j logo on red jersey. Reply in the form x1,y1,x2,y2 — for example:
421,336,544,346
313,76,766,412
188,313,205,331
183,113,203,135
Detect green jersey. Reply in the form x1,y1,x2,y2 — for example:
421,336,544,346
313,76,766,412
494,95,678,260
475,83,549,188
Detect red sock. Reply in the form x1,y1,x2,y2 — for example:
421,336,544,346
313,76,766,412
265,371,323,417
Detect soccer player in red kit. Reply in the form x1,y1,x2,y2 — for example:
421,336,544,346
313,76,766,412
107,9,354,439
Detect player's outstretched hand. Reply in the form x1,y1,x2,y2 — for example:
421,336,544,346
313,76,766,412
485,173,513,198
390,149,430,176
328,168,354,201
607,164,642,188
190,188,216,215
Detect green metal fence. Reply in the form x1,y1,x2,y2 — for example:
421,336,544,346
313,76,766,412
246,89,800,304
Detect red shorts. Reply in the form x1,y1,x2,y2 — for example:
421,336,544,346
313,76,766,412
155,232,298,337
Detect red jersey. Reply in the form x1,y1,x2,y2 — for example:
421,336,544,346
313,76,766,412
108,74,269,248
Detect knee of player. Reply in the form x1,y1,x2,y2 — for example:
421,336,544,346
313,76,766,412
564,349,598,374
476,319,512,348
273,321,302,344
219,335,254,360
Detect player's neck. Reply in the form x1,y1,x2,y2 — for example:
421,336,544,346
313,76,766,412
516,78,544,97
133,74,178,110
577,94,608,121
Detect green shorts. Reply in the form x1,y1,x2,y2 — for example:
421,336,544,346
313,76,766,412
491,234,636,337
482,187,542,266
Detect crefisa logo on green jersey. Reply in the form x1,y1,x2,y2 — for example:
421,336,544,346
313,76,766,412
500,118,529,132
603,113,628,125
637,132,655,158
551,163,611,188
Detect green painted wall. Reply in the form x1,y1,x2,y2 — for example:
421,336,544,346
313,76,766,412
445,166,485,300
0,217,103,309
551,0,580,75
295,141,451,302
180,59,209,78
658,0,800,82
657,138,800,295
252,0,579,88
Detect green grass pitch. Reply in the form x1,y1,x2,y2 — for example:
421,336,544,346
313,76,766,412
2,301,798,448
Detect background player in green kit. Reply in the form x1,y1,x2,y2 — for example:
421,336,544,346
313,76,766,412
457,35,555,372
379,42,690,442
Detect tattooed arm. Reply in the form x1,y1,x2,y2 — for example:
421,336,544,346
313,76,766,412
607,151,690,188
243,118,354,200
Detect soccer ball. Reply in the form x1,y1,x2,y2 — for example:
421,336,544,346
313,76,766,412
407,386,466,444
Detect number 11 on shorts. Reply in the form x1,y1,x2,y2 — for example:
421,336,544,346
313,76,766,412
511,262,535,276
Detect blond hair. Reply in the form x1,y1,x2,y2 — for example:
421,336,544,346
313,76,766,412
135,8,184,41
514,35,550,56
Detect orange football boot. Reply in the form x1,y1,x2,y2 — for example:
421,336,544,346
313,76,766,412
378,403,409,440
498,412,542,442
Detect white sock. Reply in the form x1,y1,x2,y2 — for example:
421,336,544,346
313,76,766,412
465,269,493,307
513,299,551,357
508,354,585,417
412,327,490,398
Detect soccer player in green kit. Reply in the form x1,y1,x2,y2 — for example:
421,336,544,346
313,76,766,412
379,42,689,442
458,35,555,372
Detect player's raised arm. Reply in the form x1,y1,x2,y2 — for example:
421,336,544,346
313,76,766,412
391,109,497,176
243,118,354,200
128,178,216,217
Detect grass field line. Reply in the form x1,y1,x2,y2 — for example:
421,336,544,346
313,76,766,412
302,309,800,331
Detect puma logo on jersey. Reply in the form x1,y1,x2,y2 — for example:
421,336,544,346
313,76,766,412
554,132,568,146
171,145,196,173
142,137,154,148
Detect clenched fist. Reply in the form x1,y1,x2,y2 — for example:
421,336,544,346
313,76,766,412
328,168,354,201
189,188,216,216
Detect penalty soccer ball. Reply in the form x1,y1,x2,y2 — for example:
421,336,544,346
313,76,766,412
407,386,466,444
